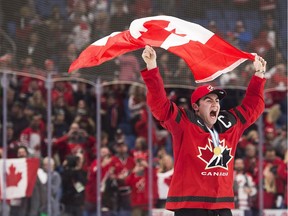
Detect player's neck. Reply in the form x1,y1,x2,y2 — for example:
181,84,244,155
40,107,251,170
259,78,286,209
205,123,214,129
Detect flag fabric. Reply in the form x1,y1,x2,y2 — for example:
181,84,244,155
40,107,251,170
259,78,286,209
0,158,39,200
69,15,255,83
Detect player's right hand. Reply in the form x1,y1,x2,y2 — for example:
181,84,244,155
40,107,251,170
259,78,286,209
142,45,157,70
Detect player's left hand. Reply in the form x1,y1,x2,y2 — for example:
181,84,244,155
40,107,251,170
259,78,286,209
254,55,267,78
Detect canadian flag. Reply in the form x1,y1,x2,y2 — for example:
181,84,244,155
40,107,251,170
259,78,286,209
0,158,39,200
69,15,255,83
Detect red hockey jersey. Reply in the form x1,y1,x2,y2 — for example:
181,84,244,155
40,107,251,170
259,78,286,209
141,68,265,211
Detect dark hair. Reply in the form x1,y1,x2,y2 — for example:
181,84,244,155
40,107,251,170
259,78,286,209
65,155,79,168
17,145,29,154
265,145,275,152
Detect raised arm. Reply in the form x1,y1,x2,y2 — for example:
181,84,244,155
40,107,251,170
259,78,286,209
140,46,173,121
234,55,267,128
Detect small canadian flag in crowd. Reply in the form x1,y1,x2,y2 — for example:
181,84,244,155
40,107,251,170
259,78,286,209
0,158,39,200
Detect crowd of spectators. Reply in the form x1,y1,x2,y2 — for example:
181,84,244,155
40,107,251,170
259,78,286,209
0,0,287,216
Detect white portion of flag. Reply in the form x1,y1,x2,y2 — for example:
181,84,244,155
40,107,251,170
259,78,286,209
0,158,39,200
0,159,28,199
130,15,213,45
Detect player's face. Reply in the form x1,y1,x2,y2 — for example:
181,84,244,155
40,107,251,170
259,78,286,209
195,93,220,128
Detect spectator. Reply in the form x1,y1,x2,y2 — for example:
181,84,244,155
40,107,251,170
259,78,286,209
237,130,259,158
9,145,46,216
35,0,67,20
233,20,253,50
0,53,15,70
247,31,272,58
132,136,148,159
68,1,90,24
73,83,94,108
100,131,110,148
110,128,127,154
124,153,158,216
207,20,225,38
134,104,170,149
277,149,288,208
19,114,46,158
27,89,47,118
272,125,287,159
109,0,132,32
44,59,57,74
266,63,287,88
260,14,277,48
61,153,87,216
17,31,48,69
73,99,96,135
233,158,257,214
176,97,190,110
5,122,21,158
173,58,194,85
130,0,152,18
41,157,62,216
243,144,259,182
1,0,29,37
117,53,141,81
258,146,284,209
133,105,156,145
52,81,75,107
6,86,16,110
264,104,281,133
58,43,78,73
52,95,74,125
83,146,116,216
44,7,67,63
91,11,110,41
157,52,173,84
156,153,174,208
87,0,110,14
71,15,91,51
52,109,70,138
17,57,45,95
219,70,238,87
263,125,277,151
226,28,242,48
114,141,135,216
8,101,30,139
102,92,122,141
53,122,96,169
128,84,146,133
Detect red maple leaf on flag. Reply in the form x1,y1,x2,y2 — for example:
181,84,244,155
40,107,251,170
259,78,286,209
6,164,22,187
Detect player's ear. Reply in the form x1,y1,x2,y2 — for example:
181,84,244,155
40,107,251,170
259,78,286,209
192,103,199,112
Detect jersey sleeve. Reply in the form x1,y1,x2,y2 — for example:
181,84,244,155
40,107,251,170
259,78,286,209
232,75,266,129
140,67,174,121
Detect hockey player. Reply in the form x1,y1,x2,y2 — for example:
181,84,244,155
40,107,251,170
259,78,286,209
140,45,266,216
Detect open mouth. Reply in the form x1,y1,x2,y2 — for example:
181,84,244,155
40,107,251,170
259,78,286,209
210,110,217,118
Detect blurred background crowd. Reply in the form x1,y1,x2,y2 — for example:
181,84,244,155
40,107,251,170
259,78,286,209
0,0,287,216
